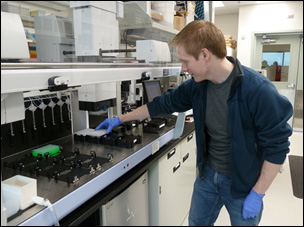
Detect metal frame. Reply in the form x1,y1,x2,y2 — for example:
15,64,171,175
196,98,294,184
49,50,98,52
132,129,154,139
1,63,181,94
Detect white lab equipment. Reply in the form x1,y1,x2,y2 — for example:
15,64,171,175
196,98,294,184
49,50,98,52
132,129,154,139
34,14,75,62
1,11,30,60
1,93,25,125
70,1,122,58
136,40,171,63
78,82,117,111
0,12,27,127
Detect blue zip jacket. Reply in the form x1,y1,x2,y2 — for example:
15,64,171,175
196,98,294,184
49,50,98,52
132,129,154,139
147,57,293,198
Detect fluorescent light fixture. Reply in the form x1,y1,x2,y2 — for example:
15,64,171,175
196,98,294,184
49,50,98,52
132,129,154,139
256,1,284,4
213,1,224,8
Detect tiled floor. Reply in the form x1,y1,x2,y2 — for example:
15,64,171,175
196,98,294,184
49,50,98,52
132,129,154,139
181,131,303,226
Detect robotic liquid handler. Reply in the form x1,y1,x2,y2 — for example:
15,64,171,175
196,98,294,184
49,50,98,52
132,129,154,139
2,52,186,227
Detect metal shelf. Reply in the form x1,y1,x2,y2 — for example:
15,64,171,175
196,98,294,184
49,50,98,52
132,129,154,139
119,2,179,44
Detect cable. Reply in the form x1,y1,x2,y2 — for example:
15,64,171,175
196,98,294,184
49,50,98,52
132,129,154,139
32,196,60,226
29,97,39,108
123,29,136,48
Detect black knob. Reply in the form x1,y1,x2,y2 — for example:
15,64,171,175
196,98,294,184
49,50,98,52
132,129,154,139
90,150,97,158
107,153,113,162
53,157,59,165
18,162,24,171
74,148,80,155
77,158,82,167
60,155,65,163
53,171,60,180
37,154,43,161
34,166,41,174
70,160,76,168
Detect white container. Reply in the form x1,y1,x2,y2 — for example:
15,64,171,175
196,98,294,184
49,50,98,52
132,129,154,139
2,175,37,210
3,195,19,218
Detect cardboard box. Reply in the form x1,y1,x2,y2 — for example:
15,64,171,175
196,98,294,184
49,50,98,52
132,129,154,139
30,10,45,17
174,15,184,31
151,10,163,21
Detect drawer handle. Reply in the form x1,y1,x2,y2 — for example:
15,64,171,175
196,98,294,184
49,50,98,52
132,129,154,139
167,148,176,159
183,153,189,162
187,134,193,142
173,162,181,173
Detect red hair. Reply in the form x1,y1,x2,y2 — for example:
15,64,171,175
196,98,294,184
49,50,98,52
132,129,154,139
170,20,227,60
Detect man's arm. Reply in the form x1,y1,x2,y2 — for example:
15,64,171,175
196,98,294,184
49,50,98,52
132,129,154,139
95,104,150,132
119,104,150,122
253,160,282,195
242,160,282,219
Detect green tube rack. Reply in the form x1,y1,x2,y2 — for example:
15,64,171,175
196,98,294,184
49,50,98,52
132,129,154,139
31,144,60,158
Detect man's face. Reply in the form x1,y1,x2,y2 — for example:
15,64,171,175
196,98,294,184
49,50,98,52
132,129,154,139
176,45,206,82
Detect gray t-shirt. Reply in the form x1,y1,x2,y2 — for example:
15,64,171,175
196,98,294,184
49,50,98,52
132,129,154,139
205,68,235,175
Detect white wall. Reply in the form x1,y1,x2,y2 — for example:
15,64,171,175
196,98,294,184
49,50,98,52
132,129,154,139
237,1,303,67
214,14,239,42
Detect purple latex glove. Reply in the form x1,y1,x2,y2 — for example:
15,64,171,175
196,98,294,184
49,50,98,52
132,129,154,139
242,188,265,219
95,117,123,134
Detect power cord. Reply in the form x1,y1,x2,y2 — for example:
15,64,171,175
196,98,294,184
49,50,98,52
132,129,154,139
32,196,60,226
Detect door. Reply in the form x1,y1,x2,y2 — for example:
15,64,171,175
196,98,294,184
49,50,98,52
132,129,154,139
293,36,303,131
100,171,149,226
254,33,302,127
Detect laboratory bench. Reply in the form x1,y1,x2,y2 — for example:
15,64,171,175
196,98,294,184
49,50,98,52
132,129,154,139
59,121,196,226
2,118,196,226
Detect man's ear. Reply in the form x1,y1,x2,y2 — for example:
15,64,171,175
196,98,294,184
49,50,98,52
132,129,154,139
202,51,206,59
200,48,208,60
198,49,204,60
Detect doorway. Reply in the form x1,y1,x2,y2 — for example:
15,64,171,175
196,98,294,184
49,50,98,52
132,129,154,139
254,33,303,131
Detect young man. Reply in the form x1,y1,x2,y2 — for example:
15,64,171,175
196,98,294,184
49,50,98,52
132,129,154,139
95,20,293,226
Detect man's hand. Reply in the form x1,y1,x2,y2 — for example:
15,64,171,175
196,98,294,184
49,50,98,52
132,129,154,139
95,117,123,134
242,188,265,219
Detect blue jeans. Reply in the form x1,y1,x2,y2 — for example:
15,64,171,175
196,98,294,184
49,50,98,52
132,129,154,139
189,163,263,226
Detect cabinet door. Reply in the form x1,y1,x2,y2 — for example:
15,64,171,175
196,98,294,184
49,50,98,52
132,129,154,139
100,172,149,226
158,145,180,176
158,160,184,226
180,132,196,158
179,147,197,219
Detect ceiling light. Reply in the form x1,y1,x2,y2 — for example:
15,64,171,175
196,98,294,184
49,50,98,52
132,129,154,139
213,1,224,8
256,1,284,4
